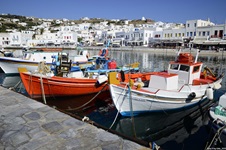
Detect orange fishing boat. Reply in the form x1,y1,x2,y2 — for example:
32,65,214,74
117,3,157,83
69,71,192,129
19,66,148,100
19,71,109,99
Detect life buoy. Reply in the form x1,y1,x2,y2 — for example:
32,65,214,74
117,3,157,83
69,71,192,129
99,48,108,57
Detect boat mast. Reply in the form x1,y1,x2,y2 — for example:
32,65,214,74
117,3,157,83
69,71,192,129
194,49,200,63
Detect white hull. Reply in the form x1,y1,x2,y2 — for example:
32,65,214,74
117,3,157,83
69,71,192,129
0,52,58,74
0,58,52,74
0,50,88,74
110,78,222,116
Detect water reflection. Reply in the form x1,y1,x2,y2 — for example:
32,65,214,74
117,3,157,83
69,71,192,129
112,99,213,149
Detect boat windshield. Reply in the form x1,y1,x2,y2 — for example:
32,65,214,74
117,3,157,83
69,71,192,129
179,65,189,72
170,64,189,72
170,64,179,70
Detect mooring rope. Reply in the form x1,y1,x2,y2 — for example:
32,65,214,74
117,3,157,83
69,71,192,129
39,74,46,104
9,79,21,91
66,82,108,111
109,83,128,129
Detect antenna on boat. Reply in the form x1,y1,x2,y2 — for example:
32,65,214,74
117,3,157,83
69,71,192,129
175,48,181,61
194,49,200,63
220,47,224,75
164,47,168,71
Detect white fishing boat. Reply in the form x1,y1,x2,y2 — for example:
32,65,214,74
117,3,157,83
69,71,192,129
109,49,224,116
0,49,89,75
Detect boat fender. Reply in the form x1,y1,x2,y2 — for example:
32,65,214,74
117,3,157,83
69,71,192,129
96,75,108,85
120,70,125,82
82,116,89,122
136,83,144,90
213,82,222,90
188,92,196,99
206,87,213,100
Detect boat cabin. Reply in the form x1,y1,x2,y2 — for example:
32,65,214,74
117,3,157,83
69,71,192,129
168,53,203,85
148,51,203,90
22,51,58,62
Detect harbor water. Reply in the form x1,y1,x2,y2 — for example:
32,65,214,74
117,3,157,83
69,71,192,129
1,49,226,150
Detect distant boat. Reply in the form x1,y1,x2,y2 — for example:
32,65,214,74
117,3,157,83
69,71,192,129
37,47,63,52
207,93,226,148
0,49,89,75
109,49,224,116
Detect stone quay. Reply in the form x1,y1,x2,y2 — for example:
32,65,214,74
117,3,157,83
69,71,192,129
0,86,150,150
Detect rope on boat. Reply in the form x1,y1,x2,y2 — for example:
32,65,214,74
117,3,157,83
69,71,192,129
205,119,226,149
9,79,21,91
29,73,34,98
40,74,47,104
66,82,109,111
109,83,128,130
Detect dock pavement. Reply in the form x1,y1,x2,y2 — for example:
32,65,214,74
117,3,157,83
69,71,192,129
0,86,150,150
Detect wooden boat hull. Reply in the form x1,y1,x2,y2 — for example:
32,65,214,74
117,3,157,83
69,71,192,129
20,72,109,99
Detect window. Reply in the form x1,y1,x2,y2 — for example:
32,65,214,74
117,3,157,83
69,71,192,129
202,31,205,36
207,31,210,36
180,65,189,72
187,24,190,27
193,66,200,73
194,23,196,27
170,64,179,70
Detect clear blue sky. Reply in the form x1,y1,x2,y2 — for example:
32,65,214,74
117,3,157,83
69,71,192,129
1,0,226,24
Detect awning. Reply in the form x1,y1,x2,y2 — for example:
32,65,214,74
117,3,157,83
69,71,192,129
191,40,205,44
203,40,226,45
127,41,143,43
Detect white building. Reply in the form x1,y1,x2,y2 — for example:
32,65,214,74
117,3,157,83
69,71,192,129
0,33,10,47
186,19,214,39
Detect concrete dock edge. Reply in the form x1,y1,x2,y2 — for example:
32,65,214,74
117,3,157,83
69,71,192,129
0,86,150,150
